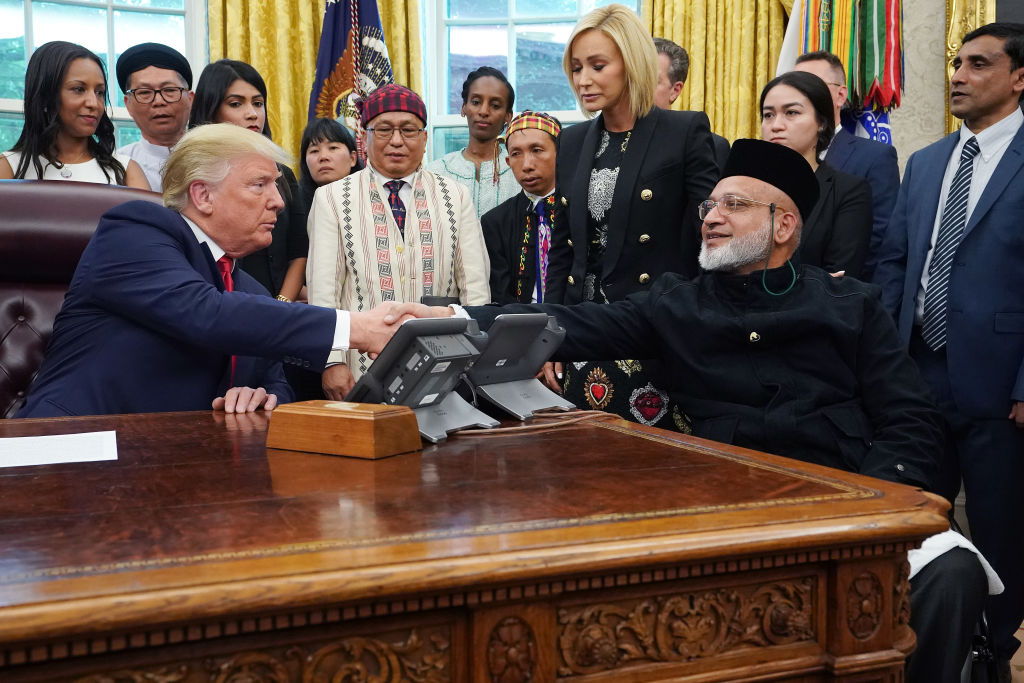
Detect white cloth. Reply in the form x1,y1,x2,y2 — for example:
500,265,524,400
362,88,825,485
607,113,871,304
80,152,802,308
118,138,171,191
914,107,1024,321
181,215,351,352
425,149,519,221
2,150,133,183
908,529,1003,596
306,167,491,377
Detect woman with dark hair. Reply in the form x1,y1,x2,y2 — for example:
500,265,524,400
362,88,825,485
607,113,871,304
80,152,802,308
546,4,718,432
188,59,308,304
0,41,149,188
298,117,362,208
426,66,518,220
760,70,873,278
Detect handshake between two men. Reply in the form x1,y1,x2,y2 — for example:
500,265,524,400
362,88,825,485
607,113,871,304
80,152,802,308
218,300,454,413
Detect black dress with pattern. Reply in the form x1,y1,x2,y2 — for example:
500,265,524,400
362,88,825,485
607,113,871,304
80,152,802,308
562,124,690,433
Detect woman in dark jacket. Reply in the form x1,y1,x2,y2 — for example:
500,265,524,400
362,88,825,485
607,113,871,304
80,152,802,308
189,59,309,302
760,71,873,278
547,3,719,431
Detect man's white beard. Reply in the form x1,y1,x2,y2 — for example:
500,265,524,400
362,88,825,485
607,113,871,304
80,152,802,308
698,220,773,272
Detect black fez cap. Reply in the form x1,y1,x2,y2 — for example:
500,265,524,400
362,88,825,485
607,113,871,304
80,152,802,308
116,43,192,93
721,139,819,221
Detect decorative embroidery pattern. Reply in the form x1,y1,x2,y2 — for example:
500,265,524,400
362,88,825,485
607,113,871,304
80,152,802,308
629,383,669,426
584,367,614,410
615,359,642,377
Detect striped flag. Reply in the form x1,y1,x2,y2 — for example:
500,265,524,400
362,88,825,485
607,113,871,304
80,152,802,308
776,0,902,143
308,0,394,131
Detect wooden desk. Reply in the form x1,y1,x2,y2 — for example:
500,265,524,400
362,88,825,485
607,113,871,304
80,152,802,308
0,411,947,682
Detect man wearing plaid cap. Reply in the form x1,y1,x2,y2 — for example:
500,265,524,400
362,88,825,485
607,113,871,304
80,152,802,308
306,84,491,399
481,111,561,306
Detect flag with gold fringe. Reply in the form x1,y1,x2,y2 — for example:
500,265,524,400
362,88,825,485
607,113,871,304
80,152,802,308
308,0,394,132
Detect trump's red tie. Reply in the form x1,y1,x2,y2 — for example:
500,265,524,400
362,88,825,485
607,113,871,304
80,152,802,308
216,256,236,386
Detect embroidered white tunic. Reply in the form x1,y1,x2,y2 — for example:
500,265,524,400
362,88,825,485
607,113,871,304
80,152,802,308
425,149,519,221
307,166,491,377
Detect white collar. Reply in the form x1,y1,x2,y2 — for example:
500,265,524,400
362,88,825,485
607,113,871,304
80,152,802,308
524,188,555,208
369,163,418,188
181,214,227,264
960,107,1024,162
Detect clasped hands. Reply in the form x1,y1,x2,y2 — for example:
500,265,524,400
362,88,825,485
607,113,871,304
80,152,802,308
349,301,454,358
322,302,454,400
214,302,453,412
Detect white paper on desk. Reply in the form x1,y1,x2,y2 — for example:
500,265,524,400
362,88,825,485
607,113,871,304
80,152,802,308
0,431,118,467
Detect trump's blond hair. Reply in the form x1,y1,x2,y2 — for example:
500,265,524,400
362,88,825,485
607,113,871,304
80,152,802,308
162,123,292,211
562,4,657,120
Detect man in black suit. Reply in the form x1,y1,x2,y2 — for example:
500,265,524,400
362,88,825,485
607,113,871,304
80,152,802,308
481,111,561,305
653,37,730,171
793,51,900,279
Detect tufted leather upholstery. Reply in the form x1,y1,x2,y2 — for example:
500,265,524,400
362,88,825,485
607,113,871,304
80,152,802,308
0,180,162,418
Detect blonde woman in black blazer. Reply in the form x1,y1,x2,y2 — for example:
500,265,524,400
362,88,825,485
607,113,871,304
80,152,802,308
545,4,718,431
546,4,719,306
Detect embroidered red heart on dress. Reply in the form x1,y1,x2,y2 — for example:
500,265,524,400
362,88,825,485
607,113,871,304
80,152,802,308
589,383,607,403
633,391,664,422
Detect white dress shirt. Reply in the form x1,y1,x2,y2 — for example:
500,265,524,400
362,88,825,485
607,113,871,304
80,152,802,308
117,138,171,191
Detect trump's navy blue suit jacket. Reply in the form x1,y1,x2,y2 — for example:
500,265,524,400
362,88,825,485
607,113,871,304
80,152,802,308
17,201,337,418
825,129,899,279
873,123,1024,418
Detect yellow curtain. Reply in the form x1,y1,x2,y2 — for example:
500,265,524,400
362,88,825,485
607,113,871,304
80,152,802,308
208,0,423,159
644,0,787,142
380,0,423,93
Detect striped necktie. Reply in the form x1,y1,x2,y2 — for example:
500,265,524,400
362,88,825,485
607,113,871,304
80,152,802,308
921,136,980,351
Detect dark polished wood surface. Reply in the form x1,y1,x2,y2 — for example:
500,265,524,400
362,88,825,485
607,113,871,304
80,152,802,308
0,410,948,681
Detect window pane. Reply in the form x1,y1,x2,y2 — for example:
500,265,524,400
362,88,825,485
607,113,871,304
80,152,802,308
431,126,470,161
0,0,27,99
31,2,109,72
447,26,508,115
0,112,23,152
581,0,638,11
115,120,141,147
116,0,185,10
515,0,576,17
515,23,575,112
113,11,186,94
447,0,506,20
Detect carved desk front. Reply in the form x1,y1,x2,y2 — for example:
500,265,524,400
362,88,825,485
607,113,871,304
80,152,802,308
0,411,948,682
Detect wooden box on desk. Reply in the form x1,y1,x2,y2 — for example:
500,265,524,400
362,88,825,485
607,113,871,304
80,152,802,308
266,400,421,459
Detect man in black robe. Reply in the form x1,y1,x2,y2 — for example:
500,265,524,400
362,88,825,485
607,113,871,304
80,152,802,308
426,139,992,682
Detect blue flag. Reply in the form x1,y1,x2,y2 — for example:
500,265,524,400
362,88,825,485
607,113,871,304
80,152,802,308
840,108,894,146
308,0,394,127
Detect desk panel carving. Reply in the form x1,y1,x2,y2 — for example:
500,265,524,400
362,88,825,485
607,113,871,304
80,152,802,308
557,575,816,676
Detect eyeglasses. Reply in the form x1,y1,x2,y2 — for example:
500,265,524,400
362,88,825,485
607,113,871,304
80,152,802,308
125,86,188,104
698,194,775,220
825,81,846,89
367,125,426,141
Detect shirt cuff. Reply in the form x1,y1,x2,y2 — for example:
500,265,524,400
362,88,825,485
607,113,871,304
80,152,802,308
449,304,471,319
333,310,350,351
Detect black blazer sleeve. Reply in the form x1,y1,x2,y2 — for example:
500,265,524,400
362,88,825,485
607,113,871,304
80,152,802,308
801,164,873,279
822,168,873,278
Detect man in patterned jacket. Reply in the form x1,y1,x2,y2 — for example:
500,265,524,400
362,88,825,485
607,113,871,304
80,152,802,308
305,84,491,399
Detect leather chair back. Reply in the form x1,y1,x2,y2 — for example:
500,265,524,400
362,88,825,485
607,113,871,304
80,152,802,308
0,180,162,418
